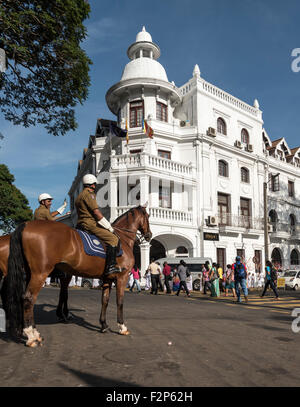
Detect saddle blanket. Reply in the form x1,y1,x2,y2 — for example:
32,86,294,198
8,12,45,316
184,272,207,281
76,229,123,259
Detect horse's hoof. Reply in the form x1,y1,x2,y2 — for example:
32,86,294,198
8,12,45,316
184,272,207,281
26,340,38,348
100,327,109,333
119,330,130,336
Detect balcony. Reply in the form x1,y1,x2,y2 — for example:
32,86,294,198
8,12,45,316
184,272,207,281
270,223,300,240
111,152,194,179
116,206,193,226
218,213,264,234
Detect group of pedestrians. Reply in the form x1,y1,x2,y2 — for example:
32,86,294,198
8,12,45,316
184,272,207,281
127,256,280,302
128,258,191,297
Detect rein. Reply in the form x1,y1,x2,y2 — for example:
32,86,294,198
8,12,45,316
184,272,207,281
113,225,146,245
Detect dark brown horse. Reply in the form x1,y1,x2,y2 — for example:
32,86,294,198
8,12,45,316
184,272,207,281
1,205,151,347
0,235,73,323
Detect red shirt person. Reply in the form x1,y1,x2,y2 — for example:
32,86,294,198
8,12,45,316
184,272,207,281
163,262,172,294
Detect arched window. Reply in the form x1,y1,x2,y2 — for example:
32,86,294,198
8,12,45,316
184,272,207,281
217,117,227,135
271,248,282,267
269,210,278,231
218,160,229,177
241,128,249,144
176,246,188,257
290,214,296,233
241,167,250,183
291,249,299,265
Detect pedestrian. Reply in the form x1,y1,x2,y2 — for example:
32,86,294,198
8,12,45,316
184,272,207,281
92,279,100,288
260,260,280,300
69,275,76,287
209,263,220,297
233,256,248,303
176,260,191,297
148,258,161,295
130,265,141,293
163,261,172,294
217,264,224,292
172,268,180,292
225,264,236,298
202,263,211,294
156,262,164,292
144,269,151,291
76,276,82,288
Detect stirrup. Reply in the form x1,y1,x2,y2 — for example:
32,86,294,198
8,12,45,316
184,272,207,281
105,265,122,275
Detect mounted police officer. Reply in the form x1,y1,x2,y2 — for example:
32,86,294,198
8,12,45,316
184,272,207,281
75,174,121,276
34,193,67,221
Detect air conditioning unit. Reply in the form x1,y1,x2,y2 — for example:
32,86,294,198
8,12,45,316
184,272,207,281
207,215,218,226
207,127,216,137
267,224,273,232
246,144,253,152
235,140,242,148
180,120,186,127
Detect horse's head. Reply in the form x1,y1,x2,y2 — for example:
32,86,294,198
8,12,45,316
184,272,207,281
135,204,152,242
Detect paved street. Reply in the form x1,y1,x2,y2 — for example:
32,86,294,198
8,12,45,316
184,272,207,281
0,286,300,387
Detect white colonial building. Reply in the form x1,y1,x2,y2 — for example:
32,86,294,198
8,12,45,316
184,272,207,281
65,27,300,275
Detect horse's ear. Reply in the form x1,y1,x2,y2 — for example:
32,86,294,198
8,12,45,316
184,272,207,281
141,201,148,208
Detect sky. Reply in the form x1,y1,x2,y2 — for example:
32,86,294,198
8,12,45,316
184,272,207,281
1,0,300,213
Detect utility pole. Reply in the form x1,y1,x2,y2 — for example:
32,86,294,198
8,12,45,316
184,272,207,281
263,181,269,262
263,173,280,265
0,48,6,73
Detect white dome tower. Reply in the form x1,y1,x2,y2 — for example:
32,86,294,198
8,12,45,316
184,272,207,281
106,27,181,120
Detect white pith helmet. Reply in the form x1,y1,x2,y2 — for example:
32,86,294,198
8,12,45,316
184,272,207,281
38,193,53,203
83,174,97,185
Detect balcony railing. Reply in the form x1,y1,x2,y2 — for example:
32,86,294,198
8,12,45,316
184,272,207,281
218,213,264,230
116,206,193,224
270,222,300,237
111,152,194,177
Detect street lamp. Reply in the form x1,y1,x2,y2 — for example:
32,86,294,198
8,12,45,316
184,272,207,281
263,172,280,263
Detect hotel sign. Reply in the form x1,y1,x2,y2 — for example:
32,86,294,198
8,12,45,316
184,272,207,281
203,232,219,241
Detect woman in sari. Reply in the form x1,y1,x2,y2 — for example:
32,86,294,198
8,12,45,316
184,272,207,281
209,263,220,297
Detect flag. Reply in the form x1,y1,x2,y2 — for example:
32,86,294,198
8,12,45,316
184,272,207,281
109,121,128,139
125,119,129,145
142,119,154,139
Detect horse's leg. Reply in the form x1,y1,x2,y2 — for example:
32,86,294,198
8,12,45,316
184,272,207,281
56,273,72,322
99,280,112,333
116,274,130,335
23,273,47,347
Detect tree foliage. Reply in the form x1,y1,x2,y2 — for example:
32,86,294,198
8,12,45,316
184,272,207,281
0,164,33,233
0,0,92,136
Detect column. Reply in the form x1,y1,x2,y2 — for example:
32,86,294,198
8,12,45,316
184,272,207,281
110,176,118,222
140,175,149,206
140,242,150,286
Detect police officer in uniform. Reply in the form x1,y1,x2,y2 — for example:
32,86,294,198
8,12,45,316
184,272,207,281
75,174,121,276
34,193,67,221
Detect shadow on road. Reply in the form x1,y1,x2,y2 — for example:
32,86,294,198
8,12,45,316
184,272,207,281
58,362,139,387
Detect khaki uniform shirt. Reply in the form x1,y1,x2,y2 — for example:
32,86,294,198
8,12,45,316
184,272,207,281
34,205,54,221
75,188,99,228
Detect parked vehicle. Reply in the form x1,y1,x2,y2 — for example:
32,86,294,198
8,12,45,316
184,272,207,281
156,257,213,291
81,278,103,289
282,270,300,290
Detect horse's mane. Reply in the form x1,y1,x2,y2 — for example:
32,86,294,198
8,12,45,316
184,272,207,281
112,206,145,226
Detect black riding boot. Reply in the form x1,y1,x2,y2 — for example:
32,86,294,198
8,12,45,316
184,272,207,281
105,245,122,276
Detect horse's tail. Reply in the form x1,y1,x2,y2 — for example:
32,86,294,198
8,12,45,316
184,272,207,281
2,223,27,337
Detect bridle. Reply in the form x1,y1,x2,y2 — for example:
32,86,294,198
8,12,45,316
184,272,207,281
113,226,150,245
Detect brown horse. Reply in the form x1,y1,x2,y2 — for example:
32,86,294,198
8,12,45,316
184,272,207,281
0,234,73,323
2,205,151,346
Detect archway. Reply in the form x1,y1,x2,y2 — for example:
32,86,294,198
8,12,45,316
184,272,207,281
271,248,282,268
150,239,166,261
291,249,299,266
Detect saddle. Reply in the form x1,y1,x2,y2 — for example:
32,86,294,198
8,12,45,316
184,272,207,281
76,229,123,259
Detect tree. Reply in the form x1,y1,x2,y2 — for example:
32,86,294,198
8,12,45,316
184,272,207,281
0,164,33,233
0,0,92,136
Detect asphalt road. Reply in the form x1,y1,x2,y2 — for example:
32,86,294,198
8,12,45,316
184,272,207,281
0,286,300,387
